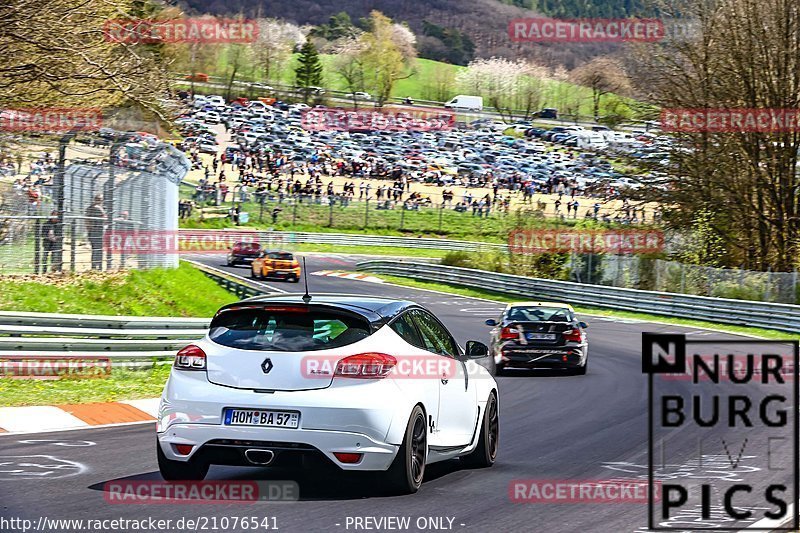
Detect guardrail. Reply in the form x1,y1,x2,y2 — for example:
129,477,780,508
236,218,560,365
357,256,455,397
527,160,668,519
177,229,506,253
186,259,269,299
0,311,209,360
0,263,270,361
356,260,800,334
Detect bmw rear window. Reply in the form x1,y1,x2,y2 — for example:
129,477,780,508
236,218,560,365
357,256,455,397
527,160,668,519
507,307,573,322
209,307,370,351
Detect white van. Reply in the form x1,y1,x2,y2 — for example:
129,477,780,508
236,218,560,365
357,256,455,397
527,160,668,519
444,95,483,112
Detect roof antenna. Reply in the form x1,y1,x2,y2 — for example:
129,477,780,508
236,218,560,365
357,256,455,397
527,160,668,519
301,257,312,304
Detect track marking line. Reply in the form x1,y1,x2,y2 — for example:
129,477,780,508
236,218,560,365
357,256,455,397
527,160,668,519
0,420,155,436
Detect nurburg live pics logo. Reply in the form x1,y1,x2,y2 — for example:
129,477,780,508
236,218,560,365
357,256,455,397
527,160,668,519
642,333,799,530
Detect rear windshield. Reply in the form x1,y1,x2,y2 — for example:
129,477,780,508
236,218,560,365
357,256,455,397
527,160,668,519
209,308,370,351
507,307,573,322
267,252,294,260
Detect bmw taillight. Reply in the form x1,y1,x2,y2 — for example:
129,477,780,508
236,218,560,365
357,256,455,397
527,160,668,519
175,345,207,370
500,327,519,340
563,328,584,342
335,353,397,379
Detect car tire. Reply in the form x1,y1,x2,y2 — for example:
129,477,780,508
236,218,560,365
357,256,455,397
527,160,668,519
461,392,499,468
494,363,505,377
290,276,300,283
384,405,427,495
574,359,588,375
157,442,209,481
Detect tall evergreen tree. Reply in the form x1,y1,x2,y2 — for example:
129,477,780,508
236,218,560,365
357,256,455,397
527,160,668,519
294,40,323,103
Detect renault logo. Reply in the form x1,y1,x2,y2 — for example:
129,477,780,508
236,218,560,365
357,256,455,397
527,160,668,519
261,358,273,374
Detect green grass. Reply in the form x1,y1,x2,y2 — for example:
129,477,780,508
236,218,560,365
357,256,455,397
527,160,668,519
0,261,237,316
0,365,172,407
194,53,637,119
374,274,790,340
0,262,242,407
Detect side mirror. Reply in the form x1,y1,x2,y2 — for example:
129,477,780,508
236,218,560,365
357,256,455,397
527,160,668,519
579,321,588,329
485,319,497,327
465,340,489,358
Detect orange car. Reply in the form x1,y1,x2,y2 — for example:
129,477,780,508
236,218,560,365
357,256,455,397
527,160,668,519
251,251,301,282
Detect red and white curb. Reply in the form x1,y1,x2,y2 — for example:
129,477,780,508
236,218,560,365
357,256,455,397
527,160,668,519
312,270,384,283
0,398,159,434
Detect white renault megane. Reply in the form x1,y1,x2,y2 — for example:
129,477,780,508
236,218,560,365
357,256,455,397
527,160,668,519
156,294,499,494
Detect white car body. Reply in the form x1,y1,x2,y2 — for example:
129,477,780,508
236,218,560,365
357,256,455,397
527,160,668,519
157,295,498,492
444,95,483,112
347,92,373,101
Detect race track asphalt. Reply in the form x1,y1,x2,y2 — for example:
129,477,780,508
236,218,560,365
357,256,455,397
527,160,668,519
0,253,794,533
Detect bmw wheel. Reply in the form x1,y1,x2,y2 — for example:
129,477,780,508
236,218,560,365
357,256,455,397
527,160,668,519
385,405,427,494
461,392,499,468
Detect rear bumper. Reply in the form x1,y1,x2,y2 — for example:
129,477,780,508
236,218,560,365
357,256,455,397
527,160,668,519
158,425,398,471
229,255,258,263
496,343,587,368
157,370,407,471
263,269,300,279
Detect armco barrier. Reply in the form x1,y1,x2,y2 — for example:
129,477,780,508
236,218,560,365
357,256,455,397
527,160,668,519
186,259,269,299
0,263,272,362
178,229,506,253
356,260,800,334
0,311,208,360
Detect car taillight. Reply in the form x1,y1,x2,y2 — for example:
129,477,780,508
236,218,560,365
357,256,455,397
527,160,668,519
500,327,519,340
175,345,206,370
333,452,362,464
564,328,583,342
335,353,396,379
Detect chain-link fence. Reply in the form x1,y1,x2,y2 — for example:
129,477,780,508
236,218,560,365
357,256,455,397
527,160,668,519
0,134,190,274
567,254,799,304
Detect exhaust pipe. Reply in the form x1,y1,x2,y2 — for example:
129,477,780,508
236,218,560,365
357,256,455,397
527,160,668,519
244,449,275,465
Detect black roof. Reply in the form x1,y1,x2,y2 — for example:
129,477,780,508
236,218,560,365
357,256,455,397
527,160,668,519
217,293,418,324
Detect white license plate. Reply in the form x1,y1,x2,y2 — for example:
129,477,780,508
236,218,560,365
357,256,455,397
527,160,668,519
526,333,556,341
224,409,299,428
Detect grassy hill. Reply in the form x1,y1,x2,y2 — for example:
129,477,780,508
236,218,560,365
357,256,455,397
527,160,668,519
184,0,628,65
196,54,634,118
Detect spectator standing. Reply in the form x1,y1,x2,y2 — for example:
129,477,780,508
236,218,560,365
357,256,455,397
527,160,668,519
41,210,58,272
85,194,106,270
